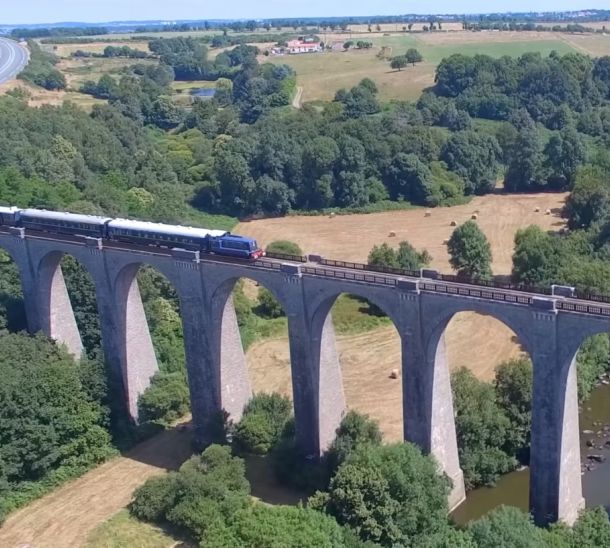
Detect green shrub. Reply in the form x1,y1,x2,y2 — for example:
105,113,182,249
256,287,285,318
266,240,303,256
138,371,190,426
325,411,383,477
233,393,292,455
130,474,179,522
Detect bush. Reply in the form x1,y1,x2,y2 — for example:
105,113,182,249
138,371,190,425
316,442,450,546
130,475,179,522
256,287,284,318
205,504,349,547
130,445,250,541
233,393,292,455
266,240,303,256
325,411,383,477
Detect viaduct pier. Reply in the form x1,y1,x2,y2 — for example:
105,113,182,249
2,225,610,526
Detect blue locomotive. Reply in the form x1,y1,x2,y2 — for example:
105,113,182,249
0,207,264,260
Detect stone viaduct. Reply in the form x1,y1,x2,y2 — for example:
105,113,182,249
1,226,610,527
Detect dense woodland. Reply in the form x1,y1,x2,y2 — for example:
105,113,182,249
3,35,610,542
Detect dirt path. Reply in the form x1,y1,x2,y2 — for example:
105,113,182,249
0,428,193,548
292,86,303,108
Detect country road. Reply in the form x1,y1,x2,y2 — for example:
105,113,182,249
292,85,303,108
0,37,29,85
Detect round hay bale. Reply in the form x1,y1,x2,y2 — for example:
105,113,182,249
329,212,336,218
545,209,551,215
389,369,399,379
450,220,457,227
471,213,478,220
424,210,432,217
535,206,540,212
388,231,396,237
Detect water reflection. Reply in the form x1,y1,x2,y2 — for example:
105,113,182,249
452,383,610,524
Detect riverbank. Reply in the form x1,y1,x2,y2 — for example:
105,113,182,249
452,380,610,524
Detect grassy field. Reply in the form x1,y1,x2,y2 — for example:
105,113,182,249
45,41,151,58
86,510,184,548
240,192,566,440
264,32,578,102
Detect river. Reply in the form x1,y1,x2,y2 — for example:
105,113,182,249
452,382,610,524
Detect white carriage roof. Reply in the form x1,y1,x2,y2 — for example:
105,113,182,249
108,218,227,238
21,209,112,224
0,206,19,213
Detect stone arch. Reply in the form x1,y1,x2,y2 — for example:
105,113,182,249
422,302,536,363
0,244,27,333
35,250,89,358
210,275,293,422
422,301,536,510
112,260,184,420
309,288,404,442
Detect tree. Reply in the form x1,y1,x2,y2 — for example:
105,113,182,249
565,166,610,230
504,122,546,192
313,442,450,546
405,48,423,65
447,221,492,280
0,333,113,501
544,125,587,189
232,393,292,455
205,504,350,547
325,411,382,477
390,56,408,71
150,97,183,130
511,225,563,286
367,241,431,271
494,359,532,457
256,287,284,318
469,506,554,547
343,41,354,50
441,131,501,195
452,368,516,488
131,445,250,540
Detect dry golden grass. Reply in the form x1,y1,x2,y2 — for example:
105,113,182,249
0,80,105,111
265,48,434,102
0,427,193,548
237,192,567,274
241,192,563,440
559,33,610,56
49,41,150,59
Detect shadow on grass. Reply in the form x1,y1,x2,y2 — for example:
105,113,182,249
244,454,308,506
123,421,194,471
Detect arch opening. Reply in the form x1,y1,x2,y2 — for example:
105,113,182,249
115,262,190,428
444,310,533,523
572,332,610,513
222,276,292,412
0,248,26,333
322,292,403,443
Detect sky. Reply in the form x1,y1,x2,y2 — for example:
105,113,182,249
1,1,609,25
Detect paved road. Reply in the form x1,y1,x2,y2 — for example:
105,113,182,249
0,37,29,85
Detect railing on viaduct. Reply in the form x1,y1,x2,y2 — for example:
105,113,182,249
261,253,610,318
